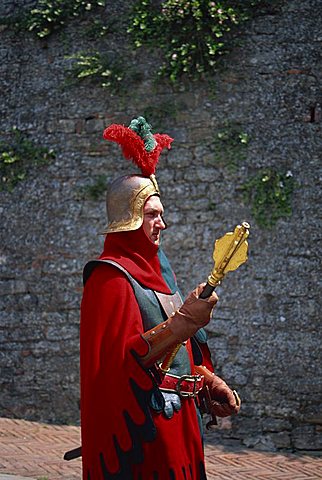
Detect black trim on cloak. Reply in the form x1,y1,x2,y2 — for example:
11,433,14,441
96,354,158,479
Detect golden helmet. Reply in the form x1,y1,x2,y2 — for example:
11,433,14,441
102,117,172,234
102,174,160,234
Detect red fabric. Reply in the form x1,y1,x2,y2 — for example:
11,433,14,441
132,338,205,479
80,265,205,479
99,227,171,294
132,401,204,479
80,228,206,479
80,265,153,477
103,124,173,176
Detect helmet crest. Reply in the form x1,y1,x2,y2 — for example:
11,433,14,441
103,116,173,177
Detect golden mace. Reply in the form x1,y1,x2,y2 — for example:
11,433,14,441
160,222,250,372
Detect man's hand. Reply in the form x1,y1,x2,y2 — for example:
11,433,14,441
168,284,218,343
195,364,241,417
207,374,240,417
140,285,218,367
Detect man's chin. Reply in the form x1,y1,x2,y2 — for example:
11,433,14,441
151,234,160,245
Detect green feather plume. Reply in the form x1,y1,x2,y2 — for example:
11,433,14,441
128,116,157,153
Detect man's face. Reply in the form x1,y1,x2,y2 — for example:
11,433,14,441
142,196,166,245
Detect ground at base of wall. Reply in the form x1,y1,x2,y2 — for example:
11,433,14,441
1,417,322,480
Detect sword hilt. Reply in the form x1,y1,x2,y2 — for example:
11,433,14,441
64,446,82,460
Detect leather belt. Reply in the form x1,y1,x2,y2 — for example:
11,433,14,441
159,373,204,398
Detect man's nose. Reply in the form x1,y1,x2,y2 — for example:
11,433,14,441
156,215,166,230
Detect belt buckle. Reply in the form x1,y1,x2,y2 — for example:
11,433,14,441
175,374,200,398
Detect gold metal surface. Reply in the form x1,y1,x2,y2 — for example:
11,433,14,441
208,222,250,287
159,344,182,373
102,174,160,234
159,222,250,372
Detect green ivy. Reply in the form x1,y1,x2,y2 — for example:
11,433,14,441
16,0,105,38
128,0,261,81
83,18,113,39
66,51,123,88
213,124,249,171
2,0,266,89
65,51,142,93
242,169,296,228
0,128,55,191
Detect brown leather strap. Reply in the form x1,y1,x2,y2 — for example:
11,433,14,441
140,321,179,367
155,290,182,318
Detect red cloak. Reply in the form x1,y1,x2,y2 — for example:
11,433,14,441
80,227,207,479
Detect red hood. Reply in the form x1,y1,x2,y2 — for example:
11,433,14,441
100,227,171,294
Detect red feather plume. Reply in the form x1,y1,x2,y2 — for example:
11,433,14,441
103,124,173,176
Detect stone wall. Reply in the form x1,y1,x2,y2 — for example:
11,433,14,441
0,0,321,451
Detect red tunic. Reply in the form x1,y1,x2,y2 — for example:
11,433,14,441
80,228,207,479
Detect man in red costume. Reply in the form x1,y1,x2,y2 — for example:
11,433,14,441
80,117,240,480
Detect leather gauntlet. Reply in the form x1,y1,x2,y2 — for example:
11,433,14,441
140,284,218,368
195,365,241,417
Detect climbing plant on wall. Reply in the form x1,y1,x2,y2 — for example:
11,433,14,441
6,0,262,81
128,0,261,81
242,169,296,228
0,128,55,192
18,0,105,38
212,123,249,171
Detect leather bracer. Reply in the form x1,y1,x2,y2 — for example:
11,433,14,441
140,285,217,368
140,318,183,368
